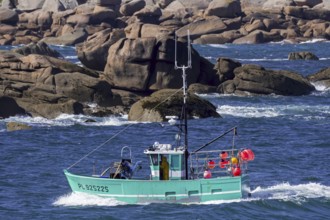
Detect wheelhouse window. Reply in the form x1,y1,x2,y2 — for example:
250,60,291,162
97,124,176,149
150,154,158,166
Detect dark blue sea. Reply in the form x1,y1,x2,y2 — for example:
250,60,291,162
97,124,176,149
1,40,330,219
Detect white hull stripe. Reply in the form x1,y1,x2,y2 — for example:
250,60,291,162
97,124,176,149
151,170,184,177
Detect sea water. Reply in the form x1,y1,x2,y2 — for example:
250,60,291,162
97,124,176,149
0,42,330,219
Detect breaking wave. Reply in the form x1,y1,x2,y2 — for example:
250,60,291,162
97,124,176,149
53,192,126,207
1,114,131,127
216,104,330,119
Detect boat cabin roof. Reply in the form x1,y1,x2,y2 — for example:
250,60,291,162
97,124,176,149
144,143,185,155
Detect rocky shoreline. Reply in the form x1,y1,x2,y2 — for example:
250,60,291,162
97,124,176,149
0,0,330,121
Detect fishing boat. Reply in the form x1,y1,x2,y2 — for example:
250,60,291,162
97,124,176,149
64,32,255,204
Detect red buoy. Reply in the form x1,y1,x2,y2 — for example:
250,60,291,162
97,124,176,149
208,160,216,169
220,151,228,159
232,167,241,176
219,159,229,168
240,149,255,161
203,170,212,178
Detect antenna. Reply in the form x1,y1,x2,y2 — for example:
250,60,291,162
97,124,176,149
175,30,192,69
174,30,192,180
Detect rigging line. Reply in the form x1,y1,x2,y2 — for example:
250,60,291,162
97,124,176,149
66,87,184,170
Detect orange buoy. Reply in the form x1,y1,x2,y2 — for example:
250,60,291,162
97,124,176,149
240,149,255,161
203,170,212,179
231,157,238,165
219,159,229,168
220,151,228,159
207,160,216,169
232,167,241,176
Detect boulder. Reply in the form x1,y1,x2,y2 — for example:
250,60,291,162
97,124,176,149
41,0,78,12
288,51,319,60
104,37,201,92
217,64,315,96
1,0,16,9
0,96,28,119
315,1,330,10
66,14,91,26
307,67,330,89
176,17,228,40
263,0,295,12
283,6,304,17
125,22,174,38
15,0,45,11
198,56,220,86
93,0,122,6
188,83,217,94
128,89,220,122
302,8,330,21
233,30,283,44
204,0,242,18
120,0,146,16
18,99,84,118
214,57,241,84
11,41,63,58
294,0,322,8
134,5,162,23
41,28,88,46
194,30,243,44
76,28,125,71
0,24,17,36
165,0,211,11
91,6,117,24
233,30,265,44
0,8,19,25
6,122,32,132
244,19,267,33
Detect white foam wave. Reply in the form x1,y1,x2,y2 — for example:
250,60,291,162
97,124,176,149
49,44,75,49
207,44,229,49
65,55,78,59
237,58,287,62
204,56,215,60
251,182,330,201
53,192,126,207
196,93,222,98
217,105,280,118
199,182,330,205
270,39,330,44
217,104,330,118
2,114,130,127
300,38,329,44
311,82,330,92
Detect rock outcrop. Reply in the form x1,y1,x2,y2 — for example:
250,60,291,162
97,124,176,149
288,51,319,60
6,121,32,131
128,89,220,122
216,59,315,96
307,67,330,88
76,28,125,71
0,49,122,118
0,0,329,47
104,36,203,92
11,41,63,58
0,96,29,118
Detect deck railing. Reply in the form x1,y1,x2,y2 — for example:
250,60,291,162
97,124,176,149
189,148,248,179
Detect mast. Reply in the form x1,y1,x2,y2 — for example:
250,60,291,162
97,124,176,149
175,30,191,179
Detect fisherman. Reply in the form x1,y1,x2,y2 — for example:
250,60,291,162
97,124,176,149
160,155,169,180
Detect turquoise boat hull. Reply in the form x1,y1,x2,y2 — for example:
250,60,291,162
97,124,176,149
64,170,250,204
